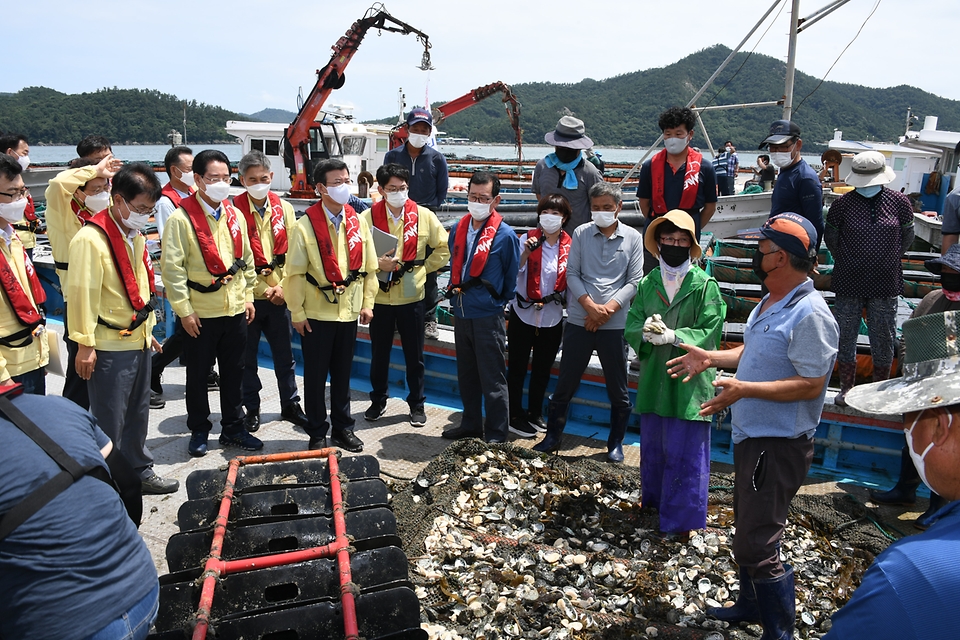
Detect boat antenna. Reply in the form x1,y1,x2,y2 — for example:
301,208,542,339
182,101,187,145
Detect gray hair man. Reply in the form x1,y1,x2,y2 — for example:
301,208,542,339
533,182,644,462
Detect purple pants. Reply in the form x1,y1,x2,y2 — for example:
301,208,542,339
640,414,711,533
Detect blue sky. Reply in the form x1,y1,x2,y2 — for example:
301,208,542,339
5,0,959,124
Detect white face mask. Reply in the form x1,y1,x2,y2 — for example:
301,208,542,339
407,133,430,149
0,197,28,223
16,155,30,171
202,180,231,203
245,183,271,200
84,191,111,212
663,137,689,155
178,170,196,188
906,410,950,491
770,151,795,168
324,183,352,205
592,210,617,228
468,201,492,222
385,190,408,209
539,213,563,235
122,211,150,231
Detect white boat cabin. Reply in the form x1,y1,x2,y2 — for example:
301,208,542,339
827,130,939,195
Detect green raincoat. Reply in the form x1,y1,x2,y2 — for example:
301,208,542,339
624,266,726,421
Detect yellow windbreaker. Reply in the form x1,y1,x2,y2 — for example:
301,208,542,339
44,166,100,298
0,230,48,381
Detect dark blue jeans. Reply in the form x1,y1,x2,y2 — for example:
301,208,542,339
83,582,158,640
242,300,299,412
12,366,45,395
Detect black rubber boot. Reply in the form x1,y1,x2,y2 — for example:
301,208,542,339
869,446,921,506
915,492,948,530
753,565,795,640
533,399,568,453
707,567,760,624
606,406,633,463
833,361,857,407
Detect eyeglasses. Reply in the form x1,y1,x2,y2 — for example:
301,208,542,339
120,198,157,216
0,188,27,201
200,175,231,185
768,140,797,153
659,235,692,247
467,195,494,204
325,178,353,187
83,184,111,196
383,186,407,194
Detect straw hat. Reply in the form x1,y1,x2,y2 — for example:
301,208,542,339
644,210,702,260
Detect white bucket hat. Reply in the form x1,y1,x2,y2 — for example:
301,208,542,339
844,151,896,188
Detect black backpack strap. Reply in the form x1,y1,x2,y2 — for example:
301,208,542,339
0,394,126,542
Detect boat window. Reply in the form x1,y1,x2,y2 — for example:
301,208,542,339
341,136,366,156
264,139,281,156
250,139,264,153
376,138,389,152
309,130,328,156
894,157,906,172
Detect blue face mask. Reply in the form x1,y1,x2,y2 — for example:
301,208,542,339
856,185,882,198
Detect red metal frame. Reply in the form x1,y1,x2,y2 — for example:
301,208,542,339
190,448,359,640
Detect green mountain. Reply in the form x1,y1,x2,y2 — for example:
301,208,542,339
368,45,960,151
245,108,297,123
0,87,248,145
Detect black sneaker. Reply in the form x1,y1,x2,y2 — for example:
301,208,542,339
509,417,538,439
219,431,264,451
331,429,363,453
188,432,208,457
141,472,179,495
410,406,427,427
364,401,387,421
150,391,165,410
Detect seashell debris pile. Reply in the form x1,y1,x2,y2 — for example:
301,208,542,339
389,441,885,640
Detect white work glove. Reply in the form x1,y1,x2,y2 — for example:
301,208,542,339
642,314,678,346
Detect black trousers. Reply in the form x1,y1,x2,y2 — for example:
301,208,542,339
152,316,186,375
369,299,425,408
454,313,509,441
185,313,246,435
242,300,299,412
301,319,357,438
507,307,563,420
732,435,814,580
62,303,89,409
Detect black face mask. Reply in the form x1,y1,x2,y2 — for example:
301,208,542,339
554,147,580,164
941,273,960,293
659,244,690,268
752,249,778,282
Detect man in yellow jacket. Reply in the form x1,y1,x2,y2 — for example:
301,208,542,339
161,149,260,457
45,152,122,408
234,150,308,432
285,159,377,452
0,155,48,394
67,162,178,494
362,163,449,427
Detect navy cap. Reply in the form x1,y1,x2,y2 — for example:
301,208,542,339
406,107,432,128
759,120,801,149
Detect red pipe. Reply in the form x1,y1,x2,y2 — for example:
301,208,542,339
329,453,360,640
216,541,340,574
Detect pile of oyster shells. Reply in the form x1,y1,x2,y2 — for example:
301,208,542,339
401,448,872,640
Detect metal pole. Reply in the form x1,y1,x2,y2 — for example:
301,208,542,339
797,0,852,32
782,0,801,120
620,0,786,185
696,112,716,158
693,101,782,112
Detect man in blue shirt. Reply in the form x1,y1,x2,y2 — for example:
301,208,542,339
440,171,519,443
824,310,960,640
669,213,839,640
384,108,449,340
760,120,824,247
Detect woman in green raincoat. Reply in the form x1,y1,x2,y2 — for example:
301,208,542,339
625,209,725,535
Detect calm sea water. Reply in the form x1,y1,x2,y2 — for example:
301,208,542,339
28,142,818,170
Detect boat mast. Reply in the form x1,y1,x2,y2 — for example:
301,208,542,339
782,0,801,120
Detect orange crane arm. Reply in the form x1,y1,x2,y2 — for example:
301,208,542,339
285,3,431,197
389,81,523,166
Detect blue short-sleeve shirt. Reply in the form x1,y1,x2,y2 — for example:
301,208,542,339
731,279,839,444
